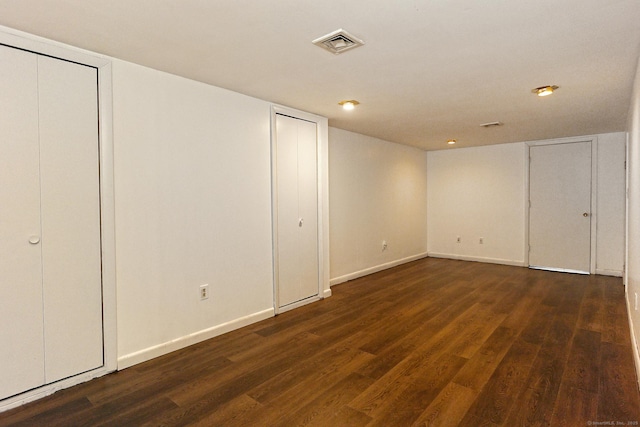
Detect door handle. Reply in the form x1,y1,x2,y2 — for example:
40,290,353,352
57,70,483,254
583,212,589,217
299,218,303,227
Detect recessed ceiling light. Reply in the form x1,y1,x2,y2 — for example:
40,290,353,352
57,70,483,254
339,100,359,110
447,139,456,145
532,85,559,96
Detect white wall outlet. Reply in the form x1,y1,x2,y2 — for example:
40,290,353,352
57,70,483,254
382,240,388,251
479,237,484,244
456,236,461,243
200,284,209,300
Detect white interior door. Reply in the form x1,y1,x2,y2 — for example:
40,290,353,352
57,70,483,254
275,114,319,308
0,46,103,400
0,45,46,400
529,141,592,273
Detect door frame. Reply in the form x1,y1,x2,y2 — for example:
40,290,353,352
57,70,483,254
270,105,330,314
0,26,117,411
525,135,598,274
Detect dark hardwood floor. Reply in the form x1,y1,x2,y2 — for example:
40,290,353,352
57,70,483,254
1,258,639,426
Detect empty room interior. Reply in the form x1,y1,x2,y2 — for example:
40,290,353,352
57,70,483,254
2,1,640,425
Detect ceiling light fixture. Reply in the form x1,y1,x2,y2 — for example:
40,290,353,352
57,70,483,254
447,139,456,145
532,85,559,97
339,100,359,110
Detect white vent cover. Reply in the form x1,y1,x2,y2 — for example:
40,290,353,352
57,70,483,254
480,121,503,128
312,29,364,55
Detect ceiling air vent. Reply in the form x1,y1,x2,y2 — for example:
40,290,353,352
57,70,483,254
312,29,364,55
480,121,503,128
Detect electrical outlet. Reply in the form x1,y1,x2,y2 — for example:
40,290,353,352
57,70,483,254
200,284,209,300
456,236,461,243
479,237,484,244
382,240,388,251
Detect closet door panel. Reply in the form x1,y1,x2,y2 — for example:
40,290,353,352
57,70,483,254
275,114,319,308
296,119,319,300
0,46,45,399
275,114,301,306
38,56,103,382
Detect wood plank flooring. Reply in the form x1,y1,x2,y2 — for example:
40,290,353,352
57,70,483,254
1,258,639,426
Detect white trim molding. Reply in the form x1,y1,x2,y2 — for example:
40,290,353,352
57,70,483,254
427,252,526,268
626,292,640,389
118,308,274,370
0,367,110,413
330,253,429,286
595,268,624,277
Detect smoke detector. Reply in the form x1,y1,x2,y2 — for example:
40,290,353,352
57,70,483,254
312,29,364,55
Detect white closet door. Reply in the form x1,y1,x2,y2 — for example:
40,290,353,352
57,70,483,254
38,56,103,382
296,118,319,302
275,114,299,306
0,45,46,399
275,114,319,308
529,142,592,273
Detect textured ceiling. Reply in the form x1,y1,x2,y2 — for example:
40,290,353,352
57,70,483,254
0,0,639,150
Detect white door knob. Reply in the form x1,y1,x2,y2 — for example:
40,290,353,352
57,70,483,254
299,218,304,227
29,236,40,244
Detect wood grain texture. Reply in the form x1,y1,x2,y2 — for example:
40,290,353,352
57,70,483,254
1,258,638,426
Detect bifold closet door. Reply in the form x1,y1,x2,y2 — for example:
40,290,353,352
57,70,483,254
275,114,319,308
0,46,102,400
0,45,46,400
38,55,103,383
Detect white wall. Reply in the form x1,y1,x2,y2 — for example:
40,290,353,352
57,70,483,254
329,127,428,285
427,134,626,273
626,53,640,379
112,60,275,367
427,142,527,265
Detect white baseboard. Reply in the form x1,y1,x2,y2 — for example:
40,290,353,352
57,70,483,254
595,268,624,277
117,308,274,369
323,288,332,298
330,252,428,286
0,366,111,413
427,252,526,267
625,291,640,390
277,295,322,314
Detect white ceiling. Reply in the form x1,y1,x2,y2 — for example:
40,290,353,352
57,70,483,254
1,0,639,151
